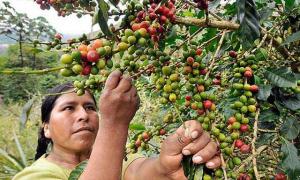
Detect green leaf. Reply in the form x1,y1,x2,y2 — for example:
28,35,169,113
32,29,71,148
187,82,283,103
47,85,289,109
93,0,112,37
280,116,300,140
259,109,279,122
281,94,300,111
280,140,300,179
237,0,260,49
265,68,297,87
282,31,300,45
129,123,146,131
107,0,119,6
69,160,87,180
257,133,274,146
193,165,203,180
0,148,24,171
257,84,272,101
165,26,181,46
285,0,299,10
19,97,35,129
13,132,27,167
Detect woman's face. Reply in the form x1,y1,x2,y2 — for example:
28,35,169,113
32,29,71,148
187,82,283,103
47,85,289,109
44,91,99,153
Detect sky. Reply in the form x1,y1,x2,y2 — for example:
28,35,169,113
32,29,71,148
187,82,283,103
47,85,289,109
0,0,95,36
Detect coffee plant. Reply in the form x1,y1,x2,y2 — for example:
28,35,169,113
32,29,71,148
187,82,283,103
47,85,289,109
1,0,300,179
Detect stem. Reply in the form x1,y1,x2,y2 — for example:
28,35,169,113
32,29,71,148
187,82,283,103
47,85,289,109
175,16,240,30
0,66,64,75
169,28,203,56
219,152,228,180
252,108,260,180
235,145,268,173
199,33,221,48
204,30,227,80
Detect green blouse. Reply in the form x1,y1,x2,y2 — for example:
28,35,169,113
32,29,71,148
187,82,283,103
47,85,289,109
13,154,144,180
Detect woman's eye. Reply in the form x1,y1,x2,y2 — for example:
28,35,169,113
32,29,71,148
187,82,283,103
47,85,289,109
86,106,96,111
64,106,73,111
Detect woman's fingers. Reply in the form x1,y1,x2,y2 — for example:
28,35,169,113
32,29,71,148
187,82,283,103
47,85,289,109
192,141,218,164
205,155,221,169
162,120,203,155
115,74,132,93
104,70,122,90
181,132,211,156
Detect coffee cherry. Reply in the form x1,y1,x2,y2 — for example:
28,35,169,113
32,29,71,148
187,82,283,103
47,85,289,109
240,124,249,132
87,50,99,62
127,36,137,44
235,139,244,148
159,129,166,135
118,42,129,51
196,48,203,55
169,93,177,102
244,70,253,78
72,64,83,74
162,66,172,75
237,173,251,180
229,50,238,58
185,95,192,101
142,132,150,141
248,105,256,112
233,157,242,165
240,144,251,153
275,173,287,180
81,65,92,75
228,117,236,125
233,83,244,90
250,85,259,93
60,54,73,64
232,122,241,130
203,100,212,109
60,68,73,77
135,139,142,147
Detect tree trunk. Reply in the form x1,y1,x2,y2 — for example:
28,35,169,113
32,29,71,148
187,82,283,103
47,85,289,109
19,33,24,67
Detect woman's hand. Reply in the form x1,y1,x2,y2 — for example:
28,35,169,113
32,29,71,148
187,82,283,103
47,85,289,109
159,120,221,179
99,70,140,126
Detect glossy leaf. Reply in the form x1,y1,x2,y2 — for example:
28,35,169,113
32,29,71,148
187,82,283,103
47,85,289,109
280,116,300,140
280,140,300,179
93,0,112,37
237,0,260,48
129,123,146,131
282,31,300,45
257,84,272,101
19,97,35,128
265,68,297,87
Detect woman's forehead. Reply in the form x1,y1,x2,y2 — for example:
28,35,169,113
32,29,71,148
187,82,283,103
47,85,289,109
54,92,95,106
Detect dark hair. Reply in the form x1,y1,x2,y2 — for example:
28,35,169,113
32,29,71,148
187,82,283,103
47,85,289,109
34,82,96,160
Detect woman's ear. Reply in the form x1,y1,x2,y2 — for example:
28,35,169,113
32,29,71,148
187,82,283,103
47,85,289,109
43,123,51,139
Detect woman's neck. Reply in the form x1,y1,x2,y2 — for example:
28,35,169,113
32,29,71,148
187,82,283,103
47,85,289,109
46,145,91,169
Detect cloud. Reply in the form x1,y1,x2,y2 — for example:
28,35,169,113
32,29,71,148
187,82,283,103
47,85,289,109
3,0,94,36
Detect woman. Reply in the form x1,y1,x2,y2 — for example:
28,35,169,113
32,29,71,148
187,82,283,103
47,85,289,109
13,70,221,180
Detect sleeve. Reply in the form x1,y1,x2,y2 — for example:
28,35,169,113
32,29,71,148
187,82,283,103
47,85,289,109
121,153,145,180
12,167,67,180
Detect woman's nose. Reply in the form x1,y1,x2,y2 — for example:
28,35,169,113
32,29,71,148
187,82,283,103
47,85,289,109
76,106,89,122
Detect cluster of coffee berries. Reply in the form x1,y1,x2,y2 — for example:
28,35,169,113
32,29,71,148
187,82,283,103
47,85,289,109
127,125,168,153
59,39,113,77
117,27,149,52
155,65,181,104
126,0,176,43
35,0,97,17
